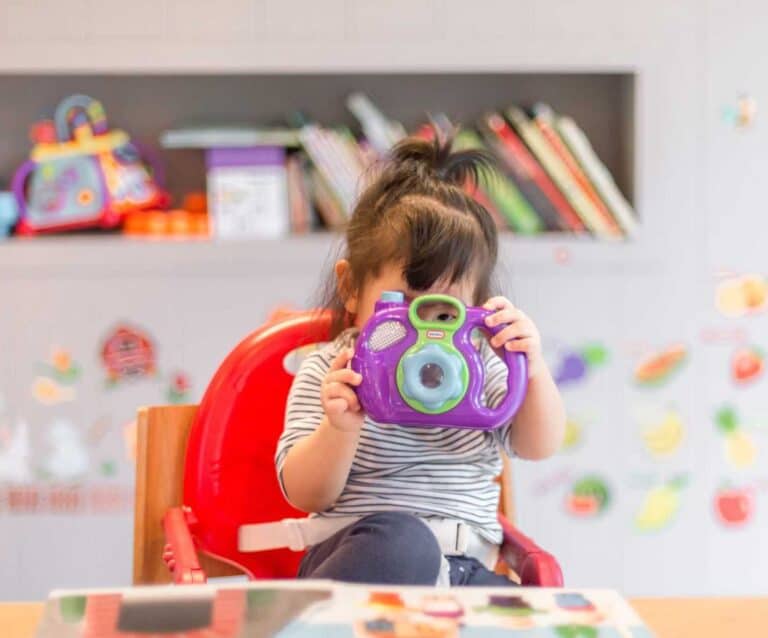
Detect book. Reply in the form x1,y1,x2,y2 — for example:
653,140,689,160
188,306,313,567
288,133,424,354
506,107,616,239
206,147,290,239
299,125,370,216
453,129,544,235
285,153,314,234
347,92,406,155
479,112,582,233
532,104,623,238
556,114,639,236
309,168,346,230
35,581,656,637
413,120,512,232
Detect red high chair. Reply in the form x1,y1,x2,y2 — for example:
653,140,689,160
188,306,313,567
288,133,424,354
132,311,563,587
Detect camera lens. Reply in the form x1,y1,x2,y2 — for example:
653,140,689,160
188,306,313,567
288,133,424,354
419,363,444,389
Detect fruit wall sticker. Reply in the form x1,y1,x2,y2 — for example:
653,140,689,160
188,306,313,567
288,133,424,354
634,476,687,532
31,376,76,405
101,324,157,385
565,476,611,518
554,343,609,387
40,347,81,384
715,405,758,469
0,419,32,483
633,344,687,387
641,408,685,458
561,418,584,452
731,346,765,385
166,371,192,403
714,484,755,528
722,94,757,128
716,274,768,318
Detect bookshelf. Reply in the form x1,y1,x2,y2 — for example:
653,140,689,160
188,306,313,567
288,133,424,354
0,72,635,236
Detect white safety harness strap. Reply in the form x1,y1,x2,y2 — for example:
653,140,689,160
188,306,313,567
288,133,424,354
238,516,499,571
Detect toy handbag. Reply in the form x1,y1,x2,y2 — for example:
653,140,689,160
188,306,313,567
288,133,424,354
351,292,528,430
12,94,167,235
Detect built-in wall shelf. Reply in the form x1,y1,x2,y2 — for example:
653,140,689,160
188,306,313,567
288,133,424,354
0,72,636,216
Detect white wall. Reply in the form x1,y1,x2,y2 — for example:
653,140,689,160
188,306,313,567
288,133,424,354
1,0,765,599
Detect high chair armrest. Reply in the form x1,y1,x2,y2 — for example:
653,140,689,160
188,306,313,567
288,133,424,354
499,515,563,587
163,506,207,584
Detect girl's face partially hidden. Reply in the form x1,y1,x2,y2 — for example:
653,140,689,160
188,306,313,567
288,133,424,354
336,260,476,329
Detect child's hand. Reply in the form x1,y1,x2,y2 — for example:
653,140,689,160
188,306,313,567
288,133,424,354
322,348,365,433
483,296,544,378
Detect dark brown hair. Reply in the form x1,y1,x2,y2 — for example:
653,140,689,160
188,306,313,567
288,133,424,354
320,131,500,336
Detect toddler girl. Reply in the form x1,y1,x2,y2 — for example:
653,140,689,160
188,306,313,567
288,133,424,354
275,134,565,586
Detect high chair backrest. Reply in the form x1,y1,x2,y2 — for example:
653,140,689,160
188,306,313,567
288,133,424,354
183,311,332,579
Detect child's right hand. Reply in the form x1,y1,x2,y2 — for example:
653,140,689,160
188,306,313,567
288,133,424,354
322,348,364,433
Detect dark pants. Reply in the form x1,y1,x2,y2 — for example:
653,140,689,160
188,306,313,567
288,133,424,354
298,512,515,587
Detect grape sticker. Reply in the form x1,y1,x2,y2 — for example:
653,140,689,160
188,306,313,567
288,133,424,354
731,346,764,385
553,343,609,387
633,344,687,387
641,408,685,458
715,405,757,469
634,476,687,532
565,476,611,518
714,484,755,528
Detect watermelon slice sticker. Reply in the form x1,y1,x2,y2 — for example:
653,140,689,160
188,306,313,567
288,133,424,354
633,344,687,387
565,476,611,518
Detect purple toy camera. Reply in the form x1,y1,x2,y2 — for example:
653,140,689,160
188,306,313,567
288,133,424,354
351,292,528,430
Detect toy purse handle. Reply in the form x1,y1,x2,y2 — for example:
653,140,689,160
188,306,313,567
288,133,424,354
460,304,528,427
10,159,37,214
54,95,109,142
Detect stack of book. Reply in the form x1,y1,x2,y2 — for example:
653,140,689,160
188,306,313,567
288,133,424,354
161,95,636,239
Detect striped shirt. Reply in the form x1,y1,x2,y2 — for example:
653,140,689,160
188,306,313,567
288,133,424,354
275,330,514,544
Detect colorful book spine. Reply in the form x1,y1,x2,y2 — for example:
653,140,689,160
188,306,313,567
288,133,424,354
532,104,623,238
480,112,581,233
286,154,312,234
507,107,615,238
455,130,543,235
556,115,638,236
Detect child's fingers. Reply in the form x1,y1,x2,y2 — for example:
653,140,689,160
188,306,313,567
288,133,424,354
483,296,514,311
490,323,530,348
504,337,535,352
325,397,351,416
323,381,361,413
485,306,524,328
326,367,363,387
328,347,355,372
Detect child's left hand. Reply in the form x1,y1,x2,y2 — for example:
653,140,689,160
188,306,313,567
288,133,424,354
483,296,544,378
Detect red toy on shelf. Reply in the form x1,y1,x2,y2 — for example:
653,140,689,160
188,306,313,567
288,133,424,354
12,94,168,235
